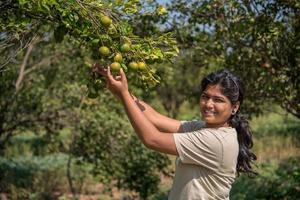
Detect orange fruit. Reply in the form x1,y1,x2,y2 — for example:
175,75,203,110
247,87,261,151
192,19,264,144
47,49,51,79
121,43,131,52
114,53,123,62
137,62,147,70
99,46,110,56
101,16,112,27
128,62,138,70
111,62,121,71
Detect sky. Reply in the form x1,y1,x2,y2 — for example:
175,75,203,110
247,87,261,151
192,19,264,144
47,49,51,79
157,0,169,5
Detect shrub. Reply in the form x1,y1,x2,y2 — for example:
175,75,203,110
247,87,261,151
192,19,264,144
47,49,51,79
0,154,67,199
230,157,300,200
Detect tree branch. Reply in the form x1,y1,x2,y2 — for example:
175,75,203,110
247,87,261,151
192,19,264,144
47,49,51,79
24,52,66,76
15,41,35,92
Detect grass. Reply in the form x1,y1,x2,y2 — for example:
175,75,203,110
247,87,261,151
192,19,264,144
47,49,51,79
250,108,300,163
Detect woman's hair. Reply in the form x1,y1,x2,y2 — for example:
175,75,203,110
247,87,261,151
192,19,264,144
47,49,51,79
201,69,258,177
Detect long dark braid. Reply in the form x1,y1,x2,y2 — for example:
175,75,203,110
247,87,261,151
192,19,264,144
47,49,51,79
201,69,258,177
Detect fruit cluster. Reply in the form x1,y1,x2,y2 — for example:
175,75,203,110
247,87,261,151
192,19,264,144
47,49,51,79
98,42,147,72
86,15,157,98
93,16,148,73
4,0,177,99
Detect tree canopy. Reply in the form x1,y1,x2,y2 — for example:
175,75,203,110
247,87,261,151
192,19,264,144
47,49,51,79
130,0,300,118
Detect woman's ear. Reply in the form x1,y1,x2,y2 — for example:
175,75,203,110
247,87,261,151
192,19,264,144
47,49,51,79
232,102,240,114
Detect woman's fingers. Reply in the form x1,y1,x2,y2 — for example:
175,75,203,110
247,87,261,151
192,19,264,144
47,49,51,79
94,63,125,82
115,76,122,81
99,69,108,76
93,63,108,77
106,67,117,84
120,68,127,82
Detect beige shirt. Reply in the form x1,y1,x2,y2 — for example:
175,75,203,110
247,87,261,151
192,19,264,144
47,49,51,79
168,120,239,200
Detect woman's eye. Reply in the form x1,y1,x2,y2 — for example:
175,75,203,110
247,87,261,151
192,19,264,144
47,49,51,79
201,95,208,100
215,98,224,103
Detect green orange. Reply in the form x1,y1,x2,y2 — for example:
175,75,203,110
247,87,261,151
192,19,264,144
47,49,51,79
101,16,112,27
99,46,110,56
137,61,147,70
114,53,123,62
128,62,138,70
120,43,131,52
111,62,121,71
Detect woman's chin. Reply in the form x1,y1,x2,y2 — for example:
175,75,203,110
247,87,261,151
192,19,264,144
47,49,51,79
202,115,215,122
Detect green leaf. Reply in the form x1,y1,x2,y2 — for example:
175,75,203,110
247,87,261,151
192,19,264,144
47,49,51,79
54,25,67,43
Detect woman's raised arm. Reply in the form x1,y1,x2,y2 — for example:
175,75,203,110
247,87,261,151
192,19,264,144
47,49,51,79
94,64,181,133
131,95,181,133
104,67,178,155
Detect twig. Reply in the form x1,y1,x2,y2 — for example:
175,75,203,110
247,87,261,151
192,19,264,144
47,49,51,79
24,52,65,76
67,156,77,198
15,39,36,92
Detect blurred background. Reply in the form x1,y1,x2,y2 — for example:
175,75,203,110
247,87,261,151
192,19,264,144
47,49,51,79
1,0,299,199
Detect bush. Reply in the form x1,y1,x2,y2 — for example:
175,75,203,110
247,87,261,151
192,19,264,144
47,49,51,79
116,137,171,200
230,157,300,200
252,112,300,141
0,154,67,199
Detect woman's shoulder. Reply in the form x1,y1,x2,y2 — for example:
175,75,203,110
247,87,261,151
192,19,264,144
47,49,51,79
178,120,205,133
200,126,237,138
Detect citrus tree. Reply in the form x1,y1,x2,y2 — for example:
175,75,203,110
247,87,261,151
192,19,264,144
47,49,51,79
0,37,172,198
0,0,178,93
0,0,177,198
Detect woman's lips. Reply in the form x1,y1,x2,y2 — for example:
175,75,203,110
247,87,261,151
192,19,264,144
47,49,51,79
203,110,215,116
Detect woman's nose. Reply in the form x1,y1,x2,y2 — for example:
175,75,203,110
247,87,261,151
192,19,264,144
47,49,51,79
205,98,214,108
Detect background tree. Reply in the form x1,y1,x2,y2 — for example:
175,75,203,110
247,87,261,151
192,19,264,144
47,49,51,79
166,0,300,118
130,0,300,118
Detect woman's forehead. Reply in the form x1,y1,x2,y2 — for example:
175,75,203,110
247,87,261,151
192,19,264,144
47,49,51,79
203,84,225,96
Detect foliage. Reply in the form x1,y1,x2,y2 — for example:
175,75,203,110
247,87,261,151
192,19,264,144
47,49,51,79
0,154,68,199
168,0,300,118
0,37,172,198
72,97,171,199
253,112,300,141
0,0,178,89
0,40,82,153
230,157,300,200
130,0,300,118
116,137,171,199
249,108,300,162
0,2,178,196
1,0,300,199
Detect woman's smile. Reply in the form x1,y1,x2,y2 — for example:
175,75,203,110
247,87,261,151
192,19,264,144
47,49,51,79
203,109,216,117
200,84,238,128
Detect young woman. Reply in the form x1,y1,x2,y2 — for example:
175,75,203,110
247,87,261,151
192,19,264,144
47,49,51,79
95,65,257,200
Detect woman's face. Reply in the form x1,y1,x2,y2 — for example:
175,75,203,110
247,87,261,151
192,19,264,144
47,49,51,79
199,84,239,128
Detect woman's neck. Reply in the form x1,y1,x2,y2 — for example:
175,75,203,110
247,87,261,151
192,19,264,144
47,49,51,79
204,121,230,128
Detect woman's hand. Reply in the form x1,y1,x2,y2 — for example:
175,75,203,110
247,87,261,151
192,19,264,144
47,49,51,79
93,63,129,100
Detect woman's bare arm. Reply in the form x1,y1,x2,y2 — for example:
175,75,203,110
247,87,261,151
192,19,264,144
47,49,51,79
131,95,181,133
105,68,178,155
94,64,181,133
